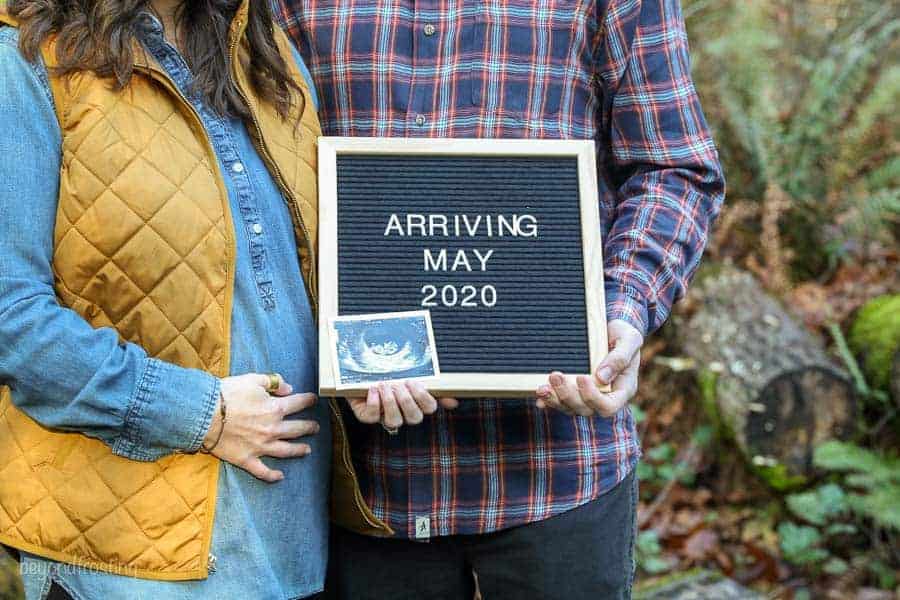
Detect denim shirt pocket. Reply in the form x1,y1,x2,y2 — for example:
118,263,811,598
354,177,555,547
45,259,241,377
466,0,579,117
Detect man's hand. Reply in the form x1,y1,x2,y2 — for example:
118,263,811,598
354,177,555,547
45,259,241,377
348,381,459,431
535,319,643,417
205,373,320,482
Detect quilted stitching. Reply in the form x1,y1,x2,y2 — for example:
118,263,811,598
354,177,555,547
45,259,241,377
57,82,227,361
0,66,225,574
0,407,205,564
0,30,319,577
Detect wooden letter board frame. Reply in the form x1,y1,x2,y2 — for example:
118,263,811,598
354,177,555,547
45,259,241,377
318,137,607,398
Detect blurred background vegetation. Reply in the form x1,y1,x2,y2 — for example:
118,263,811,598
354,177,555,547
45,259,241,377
633,0,898,598
2,0,898,598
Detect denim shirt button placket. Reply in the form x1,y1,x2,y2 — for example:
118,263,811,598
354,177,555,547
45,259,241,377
140,30,277,312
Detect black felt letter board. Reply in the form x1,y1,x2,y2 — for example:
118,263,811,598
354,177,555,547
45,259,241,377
336,154,590,374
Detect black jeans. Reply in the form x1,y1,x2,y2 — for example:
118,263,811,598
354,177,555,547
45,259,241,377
45,583,73,600
326,469,638,600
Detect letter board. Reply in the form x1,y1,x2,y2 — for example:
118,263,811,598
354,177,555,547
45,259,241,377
318,138,607,397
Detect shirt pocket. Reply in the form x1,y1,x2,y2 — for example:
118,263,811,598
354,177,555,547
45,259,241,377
466,0,578,117
295,0,413,115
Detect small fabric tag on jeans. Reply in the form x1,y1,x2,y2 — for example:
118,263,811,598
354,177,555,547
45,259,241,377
415,516,431,539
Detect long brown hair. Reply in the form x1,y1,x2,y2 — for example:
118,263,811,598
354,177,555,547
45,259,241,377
9,0,304,119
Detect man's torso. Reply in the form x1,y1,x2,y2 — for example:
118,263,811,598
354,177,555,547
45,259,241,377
275,0,642,539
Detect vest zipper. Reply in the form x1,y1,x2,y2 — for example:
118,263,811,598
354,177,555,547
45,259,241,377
134,67,236,569
242,101,318,315
228,35,318,316
138,55,315,315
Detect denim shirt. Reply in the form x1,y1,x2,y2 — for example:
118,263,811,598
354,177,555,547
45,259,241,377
0,17,329,600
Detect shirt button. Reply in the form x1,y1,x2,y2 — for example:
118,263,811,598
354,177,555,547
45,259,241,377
415,114,426,126
252,223,263,235
423,23,436,36
232,162,244,173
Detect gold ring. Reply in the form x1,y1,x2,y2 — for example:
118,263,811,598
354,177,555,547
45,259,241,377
266,373,281,393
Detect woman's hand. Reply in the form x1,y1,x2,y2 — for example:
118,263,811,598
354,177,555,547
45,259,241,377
535,319,643,417
204,373,320,482
348,381,458,431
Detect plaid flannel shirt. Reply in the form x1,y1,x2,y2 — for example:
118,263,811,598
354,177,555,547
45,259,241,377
275,0,724,538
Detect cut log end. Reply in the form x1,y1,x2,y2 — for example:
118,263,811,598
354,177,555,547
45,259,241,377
682,265,858,490
746,366,855,486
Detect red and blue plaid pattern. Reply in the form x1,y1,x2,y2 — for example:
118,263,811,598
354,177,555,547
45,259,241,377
275,0,724,538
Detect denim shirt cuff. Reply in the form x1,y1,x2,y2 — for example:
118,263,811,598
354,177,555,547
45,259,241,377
111,358,220,461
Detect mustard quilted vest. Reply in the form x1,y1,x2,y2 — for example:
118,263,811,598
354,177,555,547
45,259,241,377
0,4,389,582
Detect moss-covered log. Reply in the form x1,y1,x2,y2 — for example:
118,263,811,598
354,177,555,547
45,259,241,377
634,569,763,600
0,548,22,600
849,294,900,402
682,266,856,490
892,352,900,408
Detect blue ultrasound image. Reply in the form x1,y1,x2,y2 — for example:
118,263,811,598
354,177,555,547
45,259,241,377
334,314,436,385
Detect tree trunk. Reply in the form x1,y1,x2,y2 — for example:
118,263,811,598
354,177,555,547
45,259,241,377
848,293,900,403
681,266,856,490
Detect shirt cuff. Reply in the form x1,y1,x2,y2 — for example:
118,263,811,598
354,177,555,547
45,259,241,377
605,280,650,337
111,358,221,462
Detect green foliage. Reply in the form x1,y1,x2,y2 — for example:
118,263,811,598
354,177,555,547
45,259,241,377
827,321,890,406
653,4,900,592
690,424,714,448
777,442,900,580
754,463,809,492
824,523,857,536
813,441,900,530
631,404,647,425
786,483,847,526
646,443,676,463
776,516,857,572
782,9,899,202
848,294,900,393
777,522,830,566
866,559,898,590
638,426,714,488
685,0,900,274
696,369,739,450
814,441,898,481
822,557,849,576
635,530,671,575
640,442,695,487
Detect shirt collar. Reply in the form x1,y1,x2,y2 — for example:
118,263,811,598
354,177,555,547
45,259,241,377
135,10,165,41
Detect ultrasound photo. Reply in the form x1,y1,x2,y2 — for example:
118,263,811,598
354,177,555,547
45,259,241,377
330,310,440,389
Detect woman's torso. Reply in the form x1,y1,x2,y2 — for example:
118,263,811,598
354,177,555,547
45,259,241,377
11,15,329,600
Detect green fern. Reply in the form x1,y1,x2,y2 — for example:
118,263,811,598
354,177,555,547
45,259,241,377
783,9,900,202
813,441,900,531
684,0,900,273
832,65,900,191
